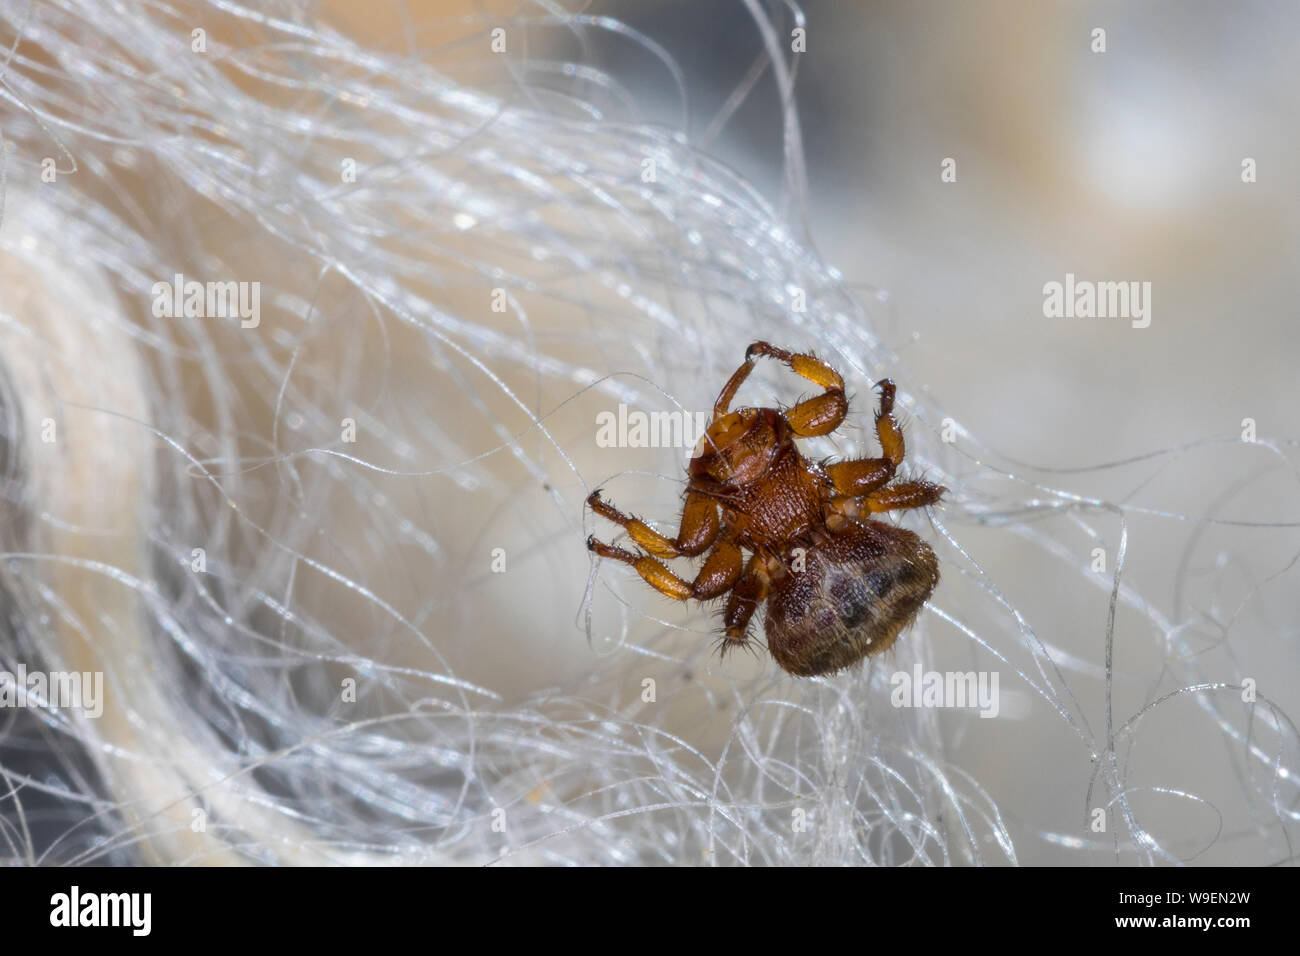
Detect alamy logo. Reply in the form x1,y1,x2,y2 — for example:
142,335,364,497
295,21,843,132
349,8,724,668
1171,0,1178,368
890,663,999,718
1042,272,1151,328
50,886,151,936
595,404,710,455
152,273,260,328
0,663,103,718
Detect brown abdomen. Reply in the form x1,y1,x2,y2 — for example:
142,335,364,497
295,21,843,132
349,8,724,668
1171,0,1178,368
764,521,939,677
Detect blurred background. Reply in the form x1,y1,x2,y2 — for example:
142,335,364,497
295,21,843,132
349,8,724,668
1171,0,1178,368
0,0,1295,865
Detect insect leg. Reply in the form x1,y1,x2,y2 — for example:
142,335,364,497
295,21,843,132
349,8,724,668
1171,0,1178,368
587,537,742,601
587,488,719,558
860,480,945,514
721,556,770,644
745,341,848,437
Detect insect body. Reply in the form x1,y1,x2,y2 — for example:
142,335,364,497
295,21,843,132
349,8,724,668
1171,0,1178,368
587,342,942,677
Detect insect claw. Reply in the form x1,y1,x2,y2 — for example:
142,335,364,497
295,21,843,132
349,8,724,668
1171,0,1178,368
712,627,762,665
872,378,896,416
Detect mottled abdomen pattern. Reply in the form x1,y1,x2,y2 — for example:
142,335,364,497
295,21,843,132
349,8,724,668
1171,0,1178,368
766,522,939,677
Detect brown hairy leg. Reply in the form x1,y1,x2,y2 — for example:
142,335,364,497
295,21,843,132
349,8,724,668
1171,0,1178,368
709,341,848,438
747,341,847,437
587,537,743,602
587,488,719,559
824,378,912,498
720,555,771,646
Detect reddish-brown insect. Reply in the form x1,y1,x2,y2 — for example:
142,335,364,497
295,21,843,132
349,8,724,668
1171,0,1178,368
587,342,943,677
